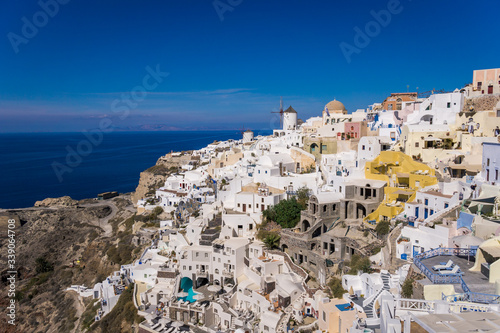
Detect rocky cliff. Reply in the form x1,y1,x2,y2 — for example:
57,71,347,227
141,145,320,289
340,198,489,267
131,152,199,204
0,195,142,333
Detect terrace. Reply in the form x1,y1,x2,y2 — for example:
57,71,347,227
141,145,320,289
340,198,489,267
414,248,500,303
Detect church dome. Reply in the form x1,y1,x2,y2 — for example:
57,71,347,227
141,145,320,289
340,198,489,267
325,99,346,113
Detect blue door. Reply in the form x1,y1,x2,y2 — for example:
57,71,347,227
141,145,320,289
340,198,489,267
424,208,428,219
415,207,419,218
413,246,421,257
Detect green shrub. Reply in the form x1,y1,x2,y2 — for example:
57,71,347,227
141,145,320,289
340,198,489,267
35,257,54,274
402,278,414,298
328,277,346,298
347,254,371,275
263,197,305,228
375,221,390,235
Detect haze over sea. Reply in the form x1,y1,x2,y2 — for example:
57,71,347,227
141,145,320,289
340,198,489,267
0,130,271,209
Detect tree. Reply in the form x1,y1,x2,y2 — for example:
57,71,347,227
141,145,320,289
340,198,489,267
296,187,310,209
347,254,371,275
375,221,390,236
263,233,281,250
401,278,414,298
263,197,305,228
328,277,346,299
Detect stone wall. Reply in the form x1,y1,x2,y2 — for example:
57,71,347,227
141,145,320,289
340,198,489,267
463,95,500,112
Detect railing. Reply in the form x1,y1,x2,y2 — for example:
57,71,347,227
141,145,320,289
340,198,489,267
443,292,500,304
196,270,208,278
397,299,435,312
396,298,494,313
414,247,500,304
222,270,233,278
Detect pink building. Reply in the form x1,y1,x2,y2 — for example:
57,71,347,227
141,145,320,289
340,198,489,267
343,121,367,140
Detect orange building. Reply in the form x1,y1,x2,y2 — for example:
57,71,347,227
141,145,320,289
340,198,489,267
381,92,418,111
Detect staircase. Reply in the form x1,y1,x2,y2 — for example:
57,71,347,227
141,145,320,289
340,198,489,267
386,224,406,273
363,272,391,318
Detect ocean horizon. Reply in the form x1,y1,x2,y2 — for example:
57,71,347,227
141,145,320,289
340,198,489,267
0,130,272,209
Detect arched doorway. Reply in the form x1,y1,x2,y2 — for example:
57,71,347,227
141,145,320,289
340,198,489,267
303,220,311,232
356,204,367,219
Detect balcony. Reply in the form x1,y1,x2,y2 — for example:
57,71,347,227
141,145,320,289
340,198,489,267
222,270,233,278
196,270,208,278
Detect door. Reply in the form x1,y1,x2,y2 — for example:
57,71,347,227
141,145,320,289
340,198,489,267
424,208,428,219
413,246,420,257
415,207,419,218
488,86,493,94
242,204,246,212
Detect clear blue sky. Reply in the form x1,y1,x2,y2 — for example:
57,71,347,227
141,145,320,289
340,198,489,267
0,0,499,132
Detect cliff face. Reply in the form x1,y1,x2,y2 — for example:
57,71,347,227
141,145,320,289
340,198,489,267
131,171,167,204
0,195,139,333
131,152,199,204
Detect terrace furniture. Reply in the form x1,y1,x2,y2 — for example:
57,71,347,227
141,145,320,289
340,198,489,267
439,265,461,275
433,260,454,271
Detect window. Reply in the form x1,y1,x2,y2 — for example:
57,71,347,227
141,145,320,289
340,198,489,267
424,199,428,205
338,160,342,165
237,203,240,207
444,202,449,209
478,81,482,87
447,102,451,108
196,252,199,257
391,132,395,139
487,158,490,167
332,204,336,211
415,142,419,148
373,190,376,197
362,145,365,150
323,205,327,212
323,311,326,321
360,188,364,196
322,144,327,152
496,169,499,181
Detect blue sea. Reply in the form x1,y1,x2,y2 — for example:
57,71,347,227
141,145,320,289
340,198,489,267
0,130,271,209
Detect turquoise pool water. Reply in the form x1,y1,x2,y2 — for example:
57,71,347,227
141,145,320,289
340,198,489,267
178,277,198,303
335,303,354,311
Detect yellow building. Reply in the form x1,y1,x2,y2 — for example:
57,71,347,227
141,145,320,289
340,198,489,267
363,151,437,227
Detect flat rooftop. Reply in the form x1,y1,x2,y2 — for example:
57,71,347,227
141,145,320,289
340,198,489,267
419,255,495,295
413,311,500,332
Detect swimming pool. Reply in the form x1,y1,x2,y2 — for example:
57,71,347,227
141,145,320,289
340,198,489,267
178,277,198,303
335,303,354,312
